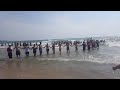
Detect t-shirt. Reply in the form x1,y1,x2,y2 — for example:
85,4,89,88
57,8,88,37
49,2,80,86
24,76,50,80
39,45,42,51
25,47,29,52
32,47,37,52
7,47,12,53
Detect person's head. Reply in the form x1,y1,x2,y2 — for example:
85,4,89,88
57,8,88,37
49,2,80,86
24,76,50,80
25,44,28,47
9,45,11,47
40,42,42,45
34,44,35,47
16,44,18,47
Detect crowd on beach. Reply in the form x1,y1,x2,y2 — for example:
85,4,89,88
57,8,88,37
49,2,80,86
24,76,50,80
6,38,106,59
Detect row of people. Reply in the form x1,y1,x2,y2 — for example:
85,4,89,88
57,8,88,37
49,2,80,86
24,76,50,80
7,40,100,59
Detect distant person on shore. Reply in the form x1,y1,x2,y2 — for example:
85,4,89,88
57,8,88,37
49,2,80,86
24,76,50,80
82,41,86,51
14,45,21,58
32,44,38,57
58,42,62,54
38,42,42,56
52,43,55,54
46,43,50,55
7,45,13,59
24,44,30,57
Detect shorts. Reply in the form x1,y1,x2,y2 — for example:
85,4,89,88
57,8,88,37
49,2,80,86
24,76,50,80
25,52,29,55
33,51,36,54
8,52,12,59
67,47,69,50
16,50,20,56
39,50,42,53
39,48,42,52
59,48,61,51
75,47,78,50
46,49,49,52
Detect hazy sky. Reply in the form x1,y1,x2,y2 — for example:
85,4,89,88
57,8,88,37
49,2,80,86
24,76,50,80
1,11,120,41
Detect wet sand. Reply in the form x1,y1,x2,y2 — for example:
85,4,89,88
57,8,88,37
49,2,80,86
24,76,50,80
0,59,118,79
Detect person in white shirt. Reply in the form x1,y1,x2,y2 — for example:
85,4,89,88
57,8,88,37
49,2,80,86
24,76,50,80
24,44,30,57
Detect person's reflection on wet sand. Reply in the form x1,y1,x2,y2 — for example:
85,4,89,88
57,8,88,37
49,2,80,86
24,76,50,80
52,53,56,58
59,52,62,56
6,60,13,69
16,60,21,69
75,50,79,56
67,52,70,56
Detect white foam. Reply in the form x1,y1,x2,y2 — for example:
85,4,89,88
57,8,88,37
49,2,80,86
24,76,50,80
35,56,120,65
106,41,120,47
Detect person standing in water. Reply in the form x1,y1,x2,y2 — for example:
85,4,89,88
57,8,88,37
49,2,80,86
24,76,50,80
32,44,38,57
46,43,50,55
38,42,42,56
24,44,30,57
82,41,86,51
14,45,21,58
58,42,62,54
52,43,55,54
74,41,78,51
7,45,13,59
87,40,90,50
66,42,70,53
96,40,99,49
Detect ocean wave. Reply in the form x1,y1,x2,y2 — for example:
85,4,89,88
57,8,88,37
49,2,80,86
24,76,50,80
35,57,120,65
106,41,120,47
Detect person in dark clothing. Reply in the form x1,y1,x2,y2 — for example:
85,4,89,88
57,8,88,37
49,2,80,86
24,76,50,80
32,44,38,57
7,45,13,59
20,42,22,46
66,42,70,53
96,40,99,49
46,43,50,55
52,43,55,54
82,41,86,51
58,42,62,54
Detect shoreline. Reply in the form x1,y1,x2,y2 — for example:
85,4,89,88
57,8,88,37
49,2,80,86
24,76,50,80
0,59,118,79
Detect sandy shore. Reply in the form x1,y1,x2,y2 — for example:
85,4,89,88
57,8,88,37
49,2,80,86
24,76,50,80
0,59,118,79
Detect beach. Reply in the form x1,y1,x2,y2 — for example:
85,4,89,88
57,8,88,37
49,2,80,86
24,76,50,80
0,59,118,79
0,44,120,79
1,11,120,79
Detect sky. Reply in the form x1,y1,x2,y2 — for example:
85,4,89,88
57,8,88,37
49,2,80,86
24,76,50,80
0,11,120,41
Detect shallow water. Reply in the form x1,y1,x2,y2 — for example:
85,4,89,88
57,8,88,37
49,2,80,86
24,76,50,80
1,45,120,64
0,44,120,79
